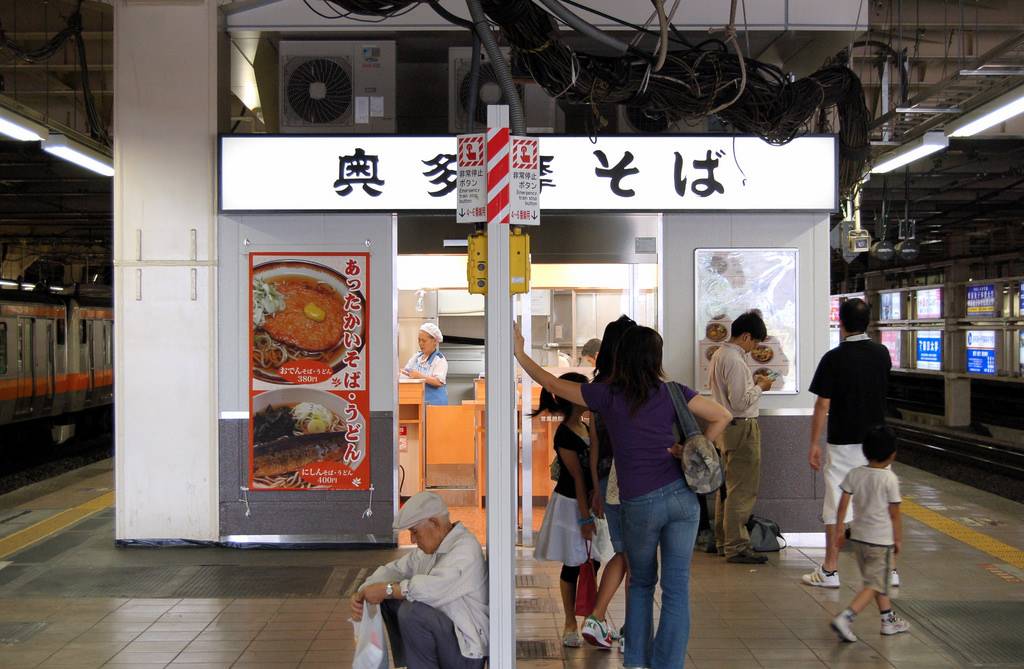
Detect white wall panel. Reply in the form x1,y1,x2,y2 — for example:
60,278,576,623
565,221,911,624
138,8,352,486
661,212,830,411
115,265,218,540
115,1,218,263
217,214,396,413
114,0,220,541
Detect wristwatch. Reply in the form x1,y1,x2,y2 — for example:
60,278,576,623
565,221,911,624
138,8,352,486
385,582,394,598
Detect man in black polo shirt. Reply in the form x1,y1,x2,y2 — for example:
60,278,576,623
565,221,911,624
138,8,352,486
802,298,893,589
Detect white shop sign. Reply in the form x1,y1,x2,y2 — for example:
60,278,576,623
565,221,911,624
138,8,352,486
220,135,837,212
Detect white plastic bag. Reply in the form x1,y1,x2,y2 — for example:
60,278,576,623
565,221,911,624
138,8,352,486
351,603,389,669
592,516,615,564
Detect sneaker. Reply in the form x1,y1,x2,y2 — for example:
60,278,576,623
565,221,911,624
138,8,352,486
831,612,858,642
881,612,910,636
726,549,769,564
890,569,900,587
581,616,613,649
562,631,582,648
802,565,840,588
618,627,625,654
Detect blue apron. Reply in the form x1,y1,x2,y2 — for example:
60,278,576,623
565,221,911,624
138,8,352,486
411,350,448,406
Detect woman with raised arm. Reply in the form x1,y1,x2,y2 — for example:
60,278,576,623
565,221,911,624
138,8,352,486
514,323,731,669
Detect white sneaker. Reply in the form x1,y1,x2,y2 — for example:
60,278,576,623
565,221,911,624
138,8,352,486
581,616,613,649
831,612,858,642
802,565,840,588
881,612,910,635
890,569,900,587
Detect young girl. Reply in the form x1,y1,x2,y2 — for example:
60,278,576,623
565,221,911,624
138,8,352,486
533,372,600,648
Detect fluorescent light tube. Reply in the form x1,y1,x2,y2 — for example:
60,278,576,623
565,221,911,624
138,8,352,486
443,239,469,248
870,132,948,174
0,107,49,141
947,84,1024,137
43,134,114,176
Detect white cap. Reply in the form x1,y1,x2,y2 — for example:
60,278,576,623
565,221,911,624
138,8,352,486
419,322,443,343
393,491,448,530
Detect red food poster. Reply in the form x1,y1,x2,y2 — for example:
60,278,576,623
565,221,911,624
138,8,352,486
248,252,370,491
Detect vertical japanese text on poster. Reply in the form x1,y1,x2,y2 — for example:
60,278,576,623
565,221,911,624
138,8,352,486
249,252,371,491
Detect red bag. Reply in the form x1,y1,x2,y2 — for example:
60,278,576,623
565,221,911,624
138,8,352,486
574,542,598,617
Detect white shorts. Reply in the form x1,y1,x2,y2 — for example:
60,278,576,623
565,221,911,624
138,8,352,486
821,443,868,525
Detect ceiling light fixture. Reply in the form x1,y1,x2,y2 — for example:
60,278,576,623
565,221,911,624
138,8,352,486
43,134,114,177
442,239,469,248
870,132,948,174
0,106,49,142
947,84,1024,137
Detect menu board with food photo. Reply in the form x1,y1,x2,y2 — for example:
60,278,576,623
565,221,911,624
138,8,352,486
249,252,370,491
695,249,798,393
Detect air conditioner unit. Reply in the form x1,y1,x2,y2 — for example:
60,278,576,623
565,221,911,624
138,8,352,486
279,41,396,134
617,106,723,134
448,47,564,134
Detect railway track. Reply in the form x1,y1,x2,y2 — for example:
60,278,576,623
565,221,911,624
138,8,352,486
0,432,112,496
891,421,1024,503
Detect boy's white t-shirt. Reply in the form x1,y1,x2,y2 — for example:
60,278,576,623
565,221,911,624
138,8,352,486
839,466,902,546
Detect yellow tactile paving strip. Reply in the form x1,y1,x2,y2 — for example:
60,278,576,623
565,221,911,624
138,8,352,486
0,491,114,560
902,498,1024,569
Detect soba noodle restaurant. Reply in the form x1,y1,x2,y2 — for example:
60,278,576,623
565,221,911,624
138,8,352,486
215,132,838,545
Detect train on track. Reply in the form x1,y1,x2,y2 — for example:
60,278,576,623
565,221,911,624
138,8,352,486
0,285,113,444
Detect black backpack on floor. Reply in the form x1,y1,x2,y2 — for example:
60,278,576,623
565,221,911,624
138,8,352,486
746,515,787,552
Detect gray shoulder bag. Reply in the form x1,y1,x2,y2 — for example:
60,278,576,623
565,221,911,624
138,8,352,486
666,382,724,494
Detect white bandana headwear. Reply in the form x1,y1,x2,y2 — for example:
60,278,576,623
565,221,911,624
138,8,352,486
420,322,443,343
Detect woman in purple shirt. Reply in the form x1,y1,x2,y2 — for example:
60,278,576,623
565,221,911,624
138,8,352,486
514,324,731,668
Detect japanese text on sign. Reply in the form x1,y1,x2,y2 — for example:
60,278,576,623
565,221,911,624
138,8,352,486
249,252,371,491
220,135,838,212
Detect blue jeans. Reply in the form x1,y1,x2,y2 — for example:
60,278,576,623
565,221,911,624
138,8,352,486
621,478,699,668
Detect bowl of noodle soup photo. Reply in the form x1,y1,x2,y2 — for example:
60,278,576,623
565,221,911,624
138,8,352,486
251,260,367,384
251,388,366,490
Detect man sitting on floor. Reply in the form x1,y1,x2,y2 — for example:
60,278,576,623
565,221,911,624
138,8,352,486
351,492,488,669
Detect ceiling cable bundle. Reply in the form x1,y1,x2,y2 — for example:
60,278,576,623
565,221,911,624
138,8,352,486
0,0,110,145
310,0,870,196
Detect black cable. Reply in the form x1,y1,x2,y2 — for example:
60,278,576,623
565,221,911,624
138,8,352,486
426,0,474,29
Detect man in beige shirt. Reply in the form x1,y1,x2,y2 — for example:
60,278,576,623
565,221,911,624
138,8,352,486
708,311,774,564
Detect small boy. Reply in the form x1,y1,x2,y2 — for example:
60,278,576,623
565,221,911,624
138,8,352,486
830,425,911,642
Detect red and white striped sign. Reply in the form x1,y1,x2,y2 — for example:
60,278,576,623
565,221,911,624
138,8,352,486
486,125,510,225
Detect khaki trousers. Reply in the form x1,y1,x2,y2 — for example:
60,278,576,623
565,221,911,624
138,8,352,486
714,419,762,557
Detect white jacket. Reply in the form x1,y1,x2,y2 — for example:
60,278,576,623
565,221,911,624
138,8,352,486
362,522,489,659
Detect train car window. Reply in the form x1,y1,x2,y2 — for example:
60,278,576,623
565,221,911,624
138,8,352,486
80,320,88,344
0,322,6,374
57,319,66,346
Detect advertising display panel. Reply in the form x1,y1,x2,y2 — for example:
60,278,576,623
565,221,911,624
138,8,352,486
966,284,996,318
880,292,902,321
880,330,901,368
829,328,841,350
916,288,942,319
829,296,840,325
916,330,942,371
695,249,797,393
966,330,997,376
249,252,371,491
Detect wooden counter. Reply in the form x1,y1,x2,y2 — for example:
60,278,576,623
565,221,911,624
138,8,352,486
398,380,425,496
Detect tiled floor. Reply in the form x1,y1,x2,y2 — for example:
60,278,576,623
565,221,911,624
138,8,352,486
0,461,1021,668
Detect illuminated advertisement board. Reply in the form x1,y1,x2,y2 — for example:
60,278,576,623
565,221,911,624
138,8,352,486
966,330,997,376
966,284,996,318
880,330,901,368
916,288,942,319
916,330,942,371
880,292,902,321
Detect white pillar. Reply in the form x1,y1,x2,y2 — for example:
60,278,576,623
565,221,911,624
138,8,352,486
113,1,220,541
485,105,516,668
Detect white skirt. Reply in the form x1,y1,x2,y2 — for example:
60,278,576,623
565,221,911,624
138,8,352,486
534,492,589,567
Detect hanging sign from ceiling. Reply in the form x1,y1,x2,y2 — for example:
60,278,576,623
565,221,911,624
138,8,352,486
219,135,837,213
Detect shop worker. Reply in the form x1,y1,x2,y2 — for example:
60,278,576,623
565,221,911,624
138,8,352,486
708,311,774,564
351,492,488,669
401,323,448,405
803,297,897,590
579,337,601,367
